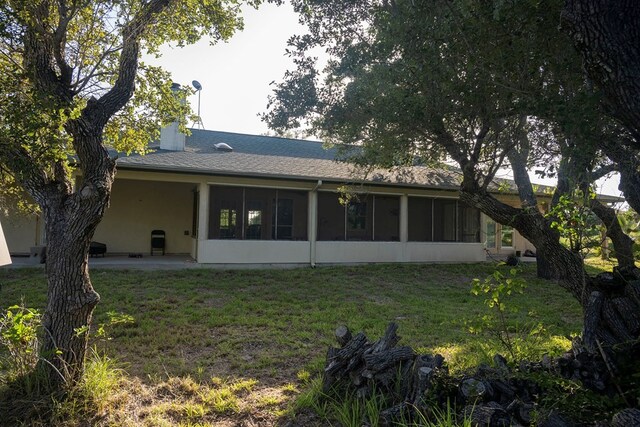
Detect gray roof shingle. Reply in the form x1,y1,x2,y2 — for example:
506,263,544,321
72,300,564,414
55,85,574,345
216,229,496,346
115,129,465,190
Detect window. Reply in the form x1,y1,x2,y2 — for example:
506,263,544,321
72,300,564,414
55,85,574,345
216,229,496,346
484,217,514,250
501,225,514,248
272,198,293,239
317,192,345,240
209,186,243,239
346,197,373,241
433,199,457,241
209,186,307,240
317,193,396,241
408,197,433,241
485,218,497,249
278,190,308,240
219,208,237,238
347,202,367,230
458,203,480,242
245,208,262,239
244,188,274,240
374,196,400,241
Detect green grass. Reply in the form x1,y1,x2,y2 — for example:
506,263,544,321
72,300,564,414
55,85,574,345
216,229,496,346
0,262,589,425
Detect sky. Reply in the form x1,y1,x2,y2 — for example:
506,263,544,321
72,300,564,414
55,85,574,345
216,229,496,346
149,2,622,197
149,2,302,136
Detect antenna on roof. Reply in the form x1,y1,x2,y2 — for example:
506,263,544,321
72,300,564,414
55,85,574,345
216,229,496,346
191,80,205,130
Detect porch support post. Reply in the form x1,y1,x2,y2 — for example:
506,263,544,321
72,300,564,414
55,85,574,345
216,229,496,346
308,190,318,267
197,181,209,242
400,194,408,243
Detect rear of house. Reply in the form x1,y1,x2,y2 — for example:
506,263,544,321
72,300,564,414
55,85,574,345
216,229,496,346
2,129,536,265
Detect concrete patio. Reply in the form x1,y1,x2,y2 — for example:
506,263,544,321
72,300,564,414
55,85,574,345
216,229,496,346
6,254,200,270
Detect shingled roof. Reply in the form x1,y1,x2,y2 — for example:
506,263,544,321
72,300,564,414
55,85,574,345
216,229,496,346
115,129,466,191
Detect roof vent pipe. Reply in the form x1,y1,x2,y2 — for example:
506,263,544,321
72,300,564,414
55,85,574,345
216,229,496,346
159,83,187,151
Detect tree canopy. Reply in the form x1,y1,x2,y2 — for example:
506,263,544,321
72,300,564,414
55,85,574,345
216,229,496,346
266,0,640,352
266,0,604,171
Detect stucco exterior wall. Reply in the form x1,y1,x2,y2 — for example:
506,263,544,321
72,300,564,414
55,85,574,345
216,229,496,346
195,240,485,265
197,240,310,264
93,179,195,254
0,209,40,255
316,241,485,264
2,166,544,264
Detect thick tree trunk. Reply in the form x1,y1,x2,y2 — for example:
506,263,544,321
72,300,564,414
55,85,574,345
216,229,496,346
36,134,115,386
589,199,636,269
535,249,560,280
602,142,640,215
562,0,640,146
459,188,591,303
41,224,100,384
461,188,640,357
448,125,639,357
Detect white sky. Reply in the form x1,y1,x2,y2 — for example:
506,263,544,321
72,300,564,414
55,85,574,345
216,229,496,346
149,2,301,136
149,2,622,197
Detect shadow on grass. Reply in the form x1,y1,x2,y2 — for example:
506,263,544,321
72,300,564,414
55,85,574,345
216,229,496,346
0,370,66,427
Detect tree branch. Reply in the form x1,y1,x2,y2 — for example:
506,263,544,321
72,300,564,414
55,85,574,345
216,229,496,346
84,0,173,130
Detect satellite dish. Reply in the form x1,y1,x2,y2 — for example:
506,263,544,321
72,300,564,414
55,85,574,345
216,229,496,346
192,80,202,91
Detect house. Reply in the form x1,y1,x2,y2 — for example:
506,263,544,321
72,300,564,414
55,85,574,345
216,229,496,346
3,127,540,265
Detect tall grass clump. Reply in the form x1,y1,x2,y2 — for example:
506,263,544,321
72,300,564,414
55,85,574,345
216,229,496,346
0,303,128,426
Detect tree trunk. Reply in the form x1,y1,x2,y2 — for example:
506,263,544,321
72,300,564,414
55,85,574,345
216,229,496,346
36,135,115,386
41,224,100,385
461,187,640,358
451,128,640,356
562,0,640,146
460,188,591,303
589,199,636,269
535,250,560,280
602,142,640,214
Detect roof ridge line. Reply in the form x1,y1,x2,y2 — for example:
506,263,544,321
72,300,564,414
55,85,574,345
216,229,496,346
186,128,325,145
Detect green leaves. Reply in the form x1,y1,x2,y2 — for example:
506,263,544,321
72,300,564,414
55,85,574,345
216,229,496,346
0,0,248,201
547,188,600,254
0,304,41,377
471,267,525,313
266,0,599,197
469,266,528,359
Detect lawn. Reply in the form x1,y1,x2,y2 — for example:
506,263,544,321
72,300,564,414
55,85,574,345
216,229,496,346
0,262,588,426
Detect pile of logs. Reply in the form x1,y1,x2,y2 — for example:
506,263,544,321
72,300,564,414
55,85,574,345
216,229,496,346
322,322,640,427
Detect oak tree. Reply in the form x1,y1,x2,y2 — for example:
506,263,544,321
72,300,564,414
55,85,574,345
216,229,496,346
0,0,248,386
266,0,639,352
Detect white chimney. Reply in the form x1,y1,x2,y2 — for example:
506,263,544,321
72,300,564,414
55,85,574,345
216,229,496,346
160,122,186,151
160,82,186,151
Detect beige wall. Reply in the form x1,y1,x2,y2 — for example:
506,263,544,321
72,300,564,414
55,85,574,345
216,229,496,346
93,179,196,254
317,241,485,264
197,240,310,264
196,240,485,265
0,209,40,255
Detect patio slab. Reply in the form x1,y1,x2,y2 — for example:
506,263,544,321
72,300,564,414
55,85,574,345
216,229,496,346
7,254,199,270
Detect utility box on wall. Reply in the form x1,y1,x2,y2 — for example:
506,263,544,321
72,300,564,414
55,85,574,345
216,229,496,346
0,219,11,266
